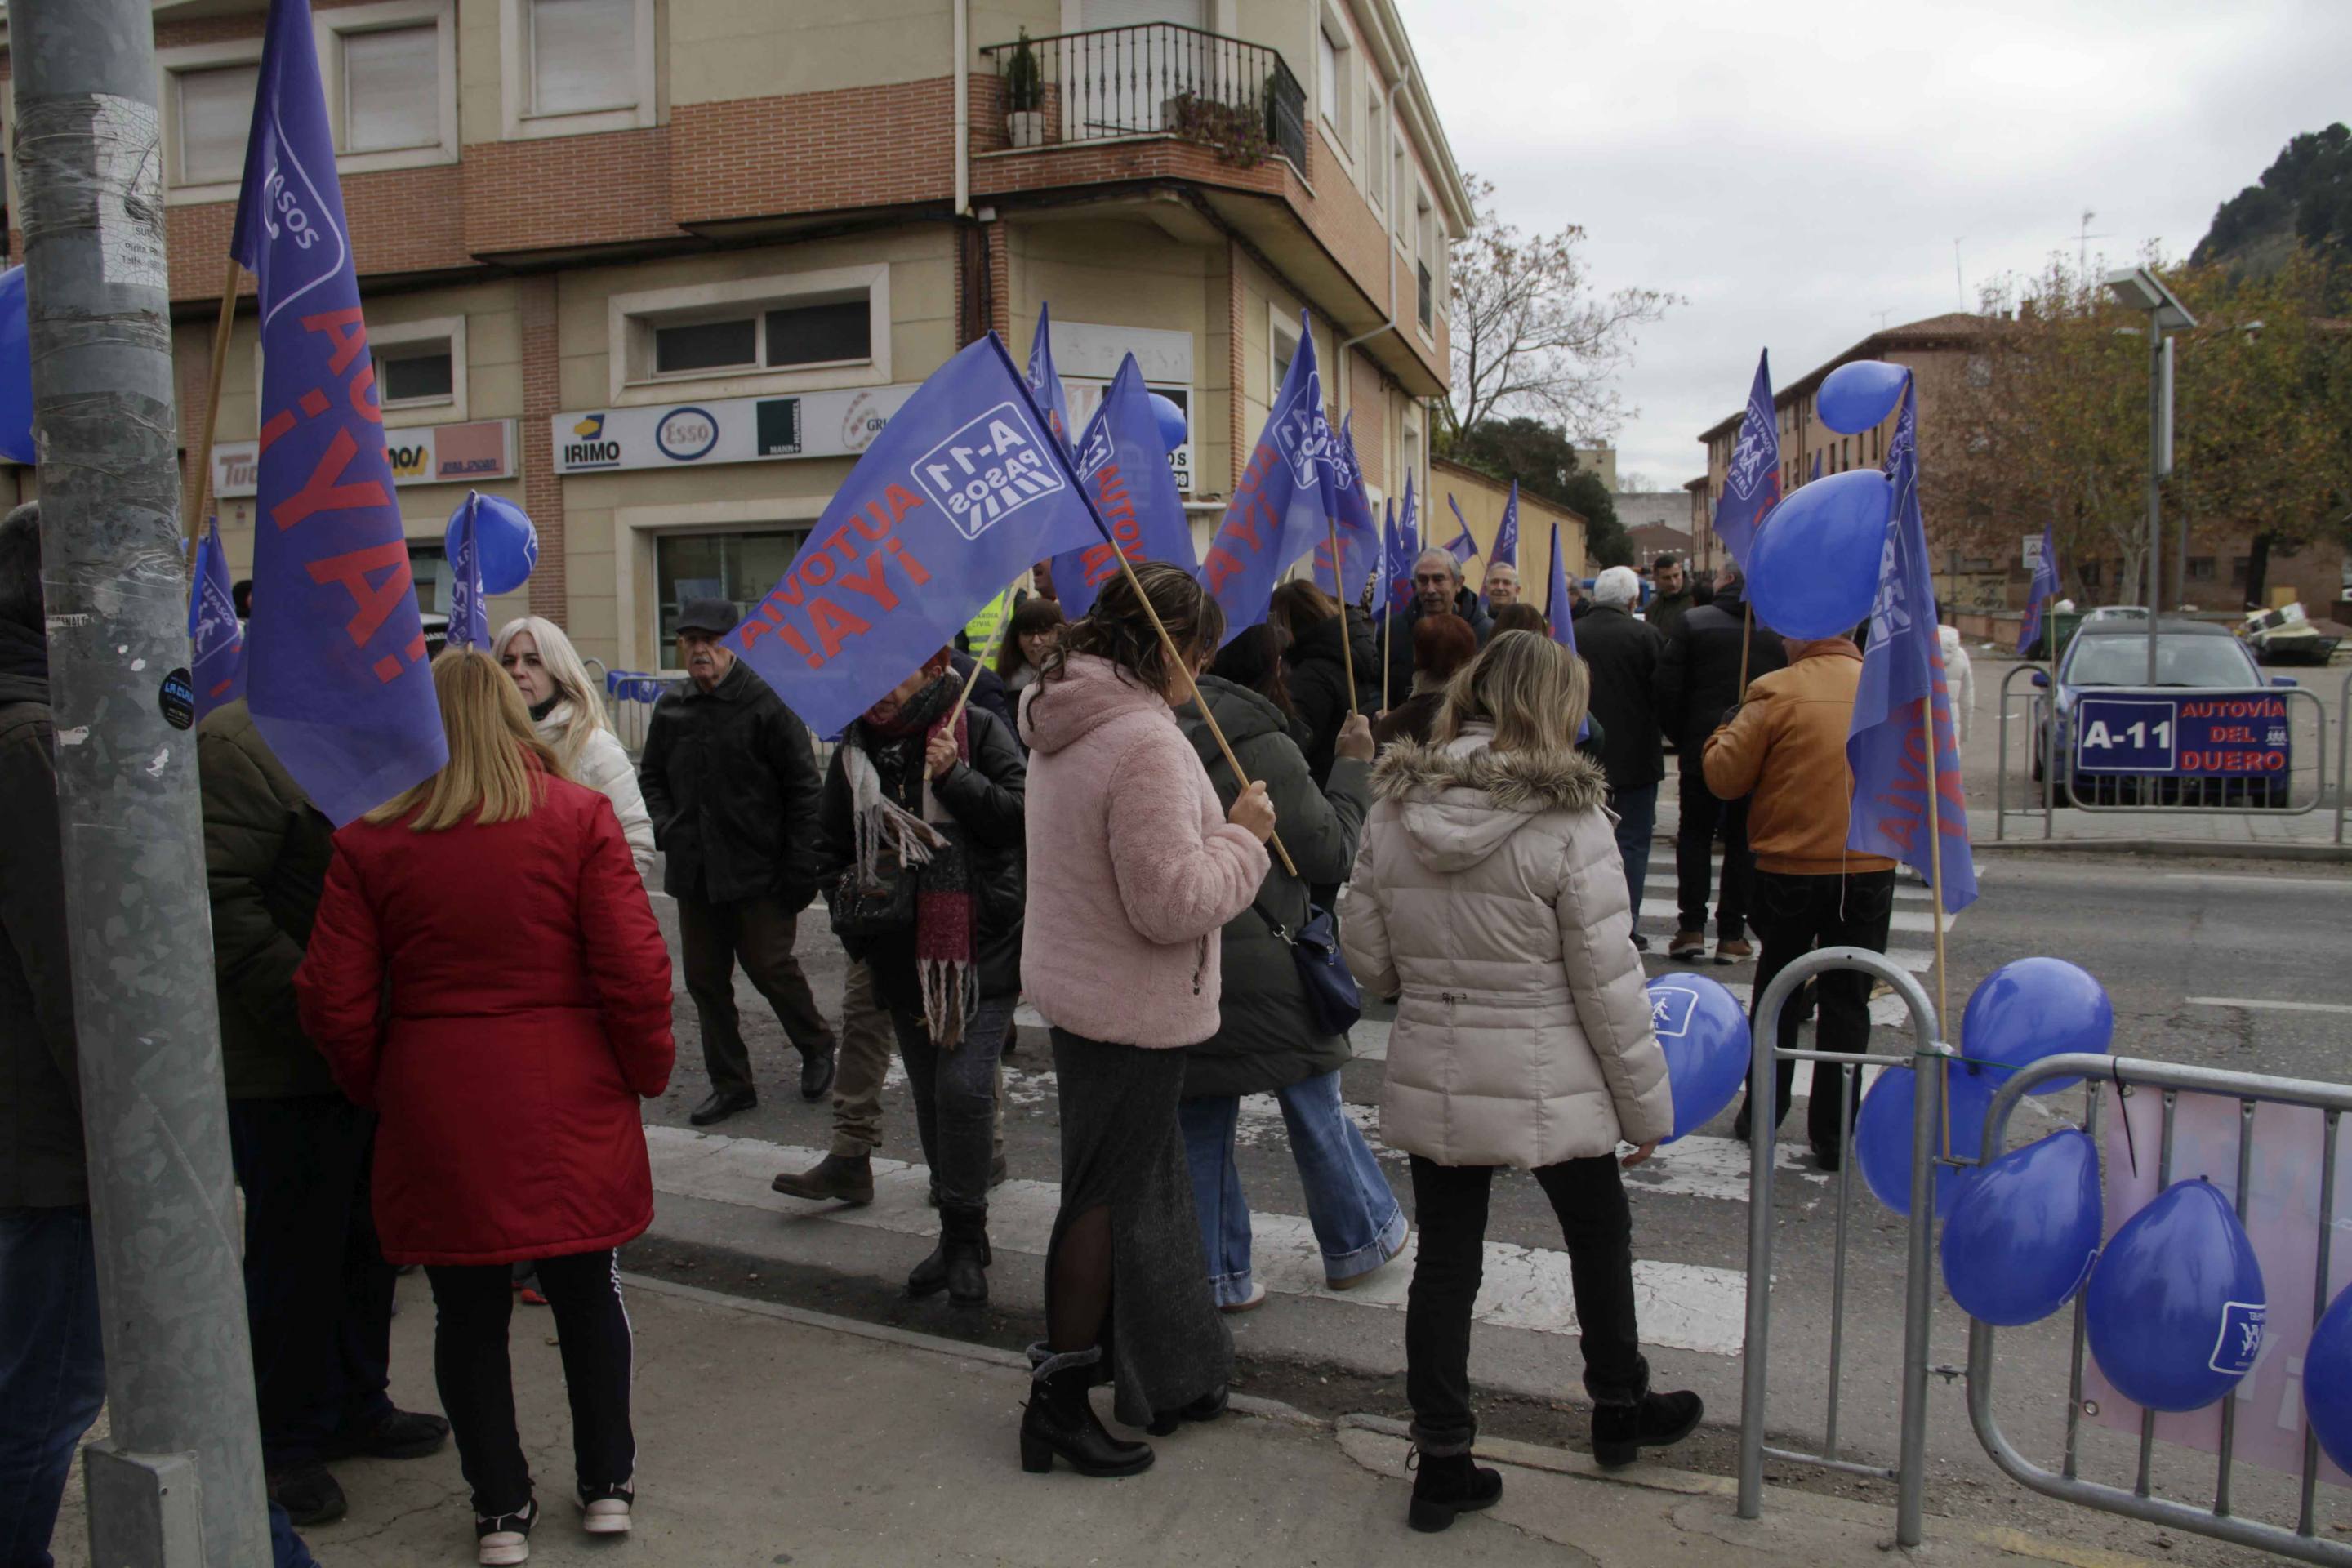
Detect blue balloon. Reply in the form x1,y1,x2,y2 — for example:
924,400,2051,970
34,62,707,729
2302,1284,2352,1473
1816,359,1910,434
1744,469,1890,639
1855,1060,1996,1218
1646,973,1748,1143
1940,1129,2102,1325
0,267,30,466
445,494,538,595
2086,1179,2266,1413
1147,392,1187,453
1962,958,2113,1096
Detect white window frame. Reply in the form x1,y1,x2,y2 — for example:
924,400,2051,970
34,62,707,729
252,314,466,430
1315,8,1351,157
159,39,266,206
1365,90,1385,213
501,0,659,142
315,0,458,174
1269,305,1301,403
605,265,893,407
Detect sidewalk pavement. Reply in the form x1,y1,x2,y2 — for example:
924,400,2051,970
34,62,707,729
49,1272,2161,1568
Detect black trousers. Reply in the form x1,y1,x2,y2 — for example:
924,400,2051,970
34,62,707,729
889,994,1015,1212
1740,868,1896,1152
1405,1155,1647,1456
676,893,837,1097
424,1249,635,1514
228,1094,398,1470
1675,769,1754,941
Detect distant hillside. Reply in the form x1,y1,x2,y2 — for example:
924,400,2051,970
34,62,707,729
2192,123,2350,274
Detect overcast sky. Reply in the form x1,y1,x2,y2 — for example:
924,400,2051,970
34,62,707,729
1396,0,2352,493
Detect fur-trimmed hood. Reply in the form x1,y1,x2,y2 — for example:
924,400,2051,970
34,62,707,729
1370,727,1610,874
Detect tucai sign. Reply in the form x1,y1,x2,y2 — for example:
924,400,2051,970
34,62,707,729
2072,691,2292,777
551,384,922,475
213,417,514,499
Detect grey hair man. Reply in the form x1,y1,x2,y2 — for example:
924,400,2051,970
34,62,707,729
1378,548,1494,707
1576,565,1667,943
1482,561,1521,612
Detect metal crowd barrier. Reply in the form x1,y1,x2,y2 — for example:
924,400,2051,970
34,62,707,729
1737,946,1949,1547
1966,1054,2352,1567
604,668,667,755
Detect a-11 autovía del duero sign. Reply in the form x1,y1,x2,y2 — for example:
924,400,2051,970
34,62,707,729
551,384,922,475
2073,690,2292,777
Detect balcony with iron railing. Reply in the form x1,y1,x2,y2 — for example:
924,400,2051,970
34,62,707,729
978,23,1307,175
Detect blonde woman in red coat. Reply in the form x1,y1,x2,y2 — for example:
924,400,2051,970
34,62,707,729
296,650,674,1566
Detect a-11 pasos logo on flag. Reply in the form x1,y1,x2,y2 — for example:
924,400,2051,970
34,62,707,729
1726,388,1775,501
912,403,1065,541
1270,372,1336,488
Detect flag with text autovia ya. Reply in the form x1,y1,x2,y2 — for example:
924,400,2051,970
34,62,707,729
1045,353,1197,622
1200,310,1339,644
189,515,247,724
728,334,1106,739
230,0,444,825
1846,379,1976,913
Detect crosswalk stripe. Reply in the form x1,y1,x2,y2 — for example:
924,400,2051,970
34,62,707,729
1638,897,1954,935
1640,874,1940,905
643,1123,1753,1359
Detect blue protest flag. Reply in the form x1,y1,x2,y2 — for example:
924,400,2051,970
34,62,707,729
2018,524,2060,655
1713,351,1783,571
1370,498,1396,621
1200,310,1336,644
188,517,247,723
1846,376,1976,913
1383,494,1419,617
1311,414,1381,606
1045,353,1196,621
1544,522,1578,656
230,0,444,825
1399,469,1419,554
1026,302,1074,457
1441,493,1478,565
445,492,489,650
728,333,1107,739
1492,482,1521,568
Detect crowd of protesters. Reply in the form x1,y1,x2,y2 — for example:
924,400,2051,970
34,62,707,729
1,489,1922,1561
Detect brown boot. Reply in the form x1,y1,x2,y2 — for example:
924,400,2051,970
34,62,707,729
1713,938,1754,964
769,1153,873,1205
1668,929,1707,960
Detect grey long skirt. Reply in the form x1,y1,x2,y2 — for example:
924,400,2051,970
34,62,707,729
1047,1027,1233,1428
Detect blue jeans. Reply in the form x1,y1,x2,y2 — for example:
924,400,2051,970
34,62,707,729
1178,1070,1406,1306
1609,784,1657,922
0,1208,105,1568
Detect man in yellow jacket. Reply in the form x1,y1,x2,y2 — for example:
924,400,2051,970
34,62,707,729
1699,637,1895,1171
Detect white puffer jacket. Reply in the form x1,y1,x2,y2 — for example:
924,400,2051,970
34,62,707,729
538,702,655,875
1339,728,1670,1169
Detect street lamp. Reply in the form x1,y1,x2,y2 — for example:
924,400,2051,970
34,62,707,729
2104,266,2196,685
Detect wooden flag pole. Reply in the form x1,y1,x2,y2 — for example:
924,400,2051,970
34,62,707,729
183,256,244,598
1104,545,1298,878
1381,604,1392,712
1327,519,1358,714
945,576,1027,727
1736,598,1755,695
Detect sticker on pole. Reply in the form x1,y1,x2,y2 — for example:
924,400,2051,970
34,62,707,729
158,667,195,731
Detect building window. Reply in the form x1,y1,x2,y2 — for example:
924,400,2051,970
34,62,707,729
2185,556,2216,583
1365,96,1385,207
176,62,259,186
612,268,889,400
1316,27,1341,135
340,24,440,152
376,342,455,407
656,529,812,650
2231,555,2252,586
1272,319,1299,393
528,0,637,114
647,299,871,379
2080,559,2101,588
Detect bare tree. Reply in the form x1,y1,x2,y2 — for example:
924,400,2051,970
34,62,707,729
1445,175,1678,443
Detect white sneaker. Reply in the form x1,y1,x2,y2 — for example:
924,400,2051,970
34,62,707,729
578,1480,634,1535
1219,1281,1268,1314
474,1499,535,1566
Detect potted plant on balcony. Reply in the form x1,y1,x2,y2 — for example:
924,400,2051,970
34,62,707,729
1004,30,1045,149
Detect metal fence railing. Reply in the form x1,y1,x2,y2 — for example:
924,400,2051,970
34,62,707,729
979,23,1308,172
603,669,665,756
1966,1054,2352,1566
1738,947,1949,1547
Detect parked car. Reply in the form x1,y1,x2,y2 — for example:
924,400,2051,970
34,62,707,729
2238,603,2341,666
2030,619,2296,808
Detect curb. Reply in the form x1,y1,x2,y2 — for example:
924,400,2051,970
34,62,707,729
1972,836,2351,864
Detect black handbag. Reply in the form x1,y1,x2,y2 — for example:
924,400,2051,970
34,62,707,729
1253,899,1361,1036
826,851,916,939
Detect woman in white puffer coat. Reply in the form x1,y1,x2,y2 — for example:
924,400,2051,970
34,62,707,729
1338,629,1700,1534
492,617,654,875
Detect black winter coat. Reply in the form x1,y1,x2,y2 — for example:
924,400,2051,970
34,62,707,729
1654,586,1788,763
1285,608,1379,785
1375,599,1491,714
198,701,339,1100
948,649,1015,737
1574,604,1665,794
813,703,1027,1004
1175,676,1371,1100
638,658,823,907
0,643,82,1209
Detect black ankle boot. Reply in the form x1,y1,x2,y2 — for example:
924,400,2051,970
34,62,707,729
1407,1448,1502,1533
942,1204,991,1310
1592,1389,1704,1468
907,1241,949,1298
1145,1383,1228,1437
1019,1348,1153,1478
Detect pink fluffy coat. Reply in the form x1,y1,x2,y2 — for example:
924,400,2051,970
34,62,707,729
1018,653,1270,1048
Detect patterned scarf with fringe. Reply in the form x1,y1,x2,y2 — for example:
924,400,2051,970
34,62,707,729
843,677,976,1047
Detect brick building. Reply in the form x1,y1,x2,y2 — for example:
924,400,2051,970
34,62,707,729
0,0,1476,675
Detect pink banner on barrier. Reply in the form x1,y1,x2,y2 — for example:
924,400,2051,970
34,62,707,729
2087,1085,2352,1488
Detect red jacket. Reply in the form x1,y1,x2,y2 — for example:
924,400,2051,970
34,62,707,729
296,774,675,1266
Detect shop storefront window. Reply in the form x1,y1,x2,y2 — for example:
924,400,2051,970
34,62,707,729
654,528,810,653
